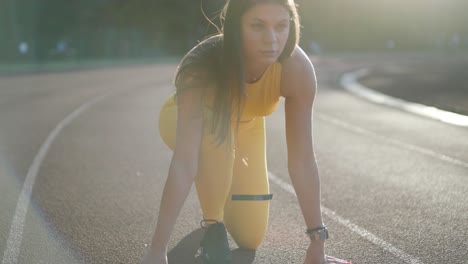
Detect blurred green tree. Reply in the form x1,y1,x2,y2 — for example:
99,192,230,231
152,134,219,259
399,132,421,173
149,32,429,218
1,0,466,63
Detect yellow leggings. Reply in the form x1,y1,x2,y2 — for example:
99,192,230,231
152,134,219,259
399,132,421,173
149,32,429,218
158,97,271,249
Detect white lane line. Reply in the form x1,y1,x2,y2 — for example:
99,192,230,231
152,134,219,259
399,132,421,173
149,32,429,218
1,80,171,264
1,80,168,264
268,172,425,264
340,68,468,127
2,79,171,264
315,112,468,170
1,91,116,264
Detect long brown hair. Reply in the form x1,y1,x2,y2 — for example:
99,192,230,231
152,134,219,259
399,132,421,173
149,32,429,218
174,0,300,145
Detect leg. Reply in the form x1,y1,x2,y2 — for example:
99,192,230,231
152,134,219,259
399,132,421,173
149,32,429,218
158,96,234,222
194,120,234,222
223,117,271,250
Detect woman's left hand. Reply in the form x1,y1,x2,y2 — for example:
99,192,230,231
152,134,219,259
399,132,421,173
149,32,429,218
303,241,352,264
322,255,352,264
303,240,325,264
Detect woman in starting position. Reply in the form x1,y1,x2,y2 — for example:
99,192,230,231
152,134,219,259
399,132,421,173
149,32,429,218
143,0,352,263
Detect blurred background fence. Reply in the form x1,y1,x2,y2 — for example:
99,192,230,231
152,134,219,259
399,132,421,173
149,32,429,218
1,0,467,64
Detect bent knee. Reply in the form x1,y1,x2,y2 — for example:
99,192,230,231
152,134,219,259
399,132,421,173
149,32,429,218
224,209,268,250
234,235,264,250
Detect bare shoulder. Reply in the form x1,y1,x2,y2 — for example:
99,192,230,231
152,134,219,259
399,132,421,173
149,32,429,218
280,46,317,98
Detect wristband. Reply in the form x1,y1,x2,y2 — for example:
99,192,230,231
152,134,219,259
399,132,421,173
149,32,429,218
306,225,329,241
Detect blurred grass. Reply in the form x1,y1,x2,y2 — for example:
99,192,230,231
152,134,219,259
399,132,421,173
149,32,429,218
0,56,181,76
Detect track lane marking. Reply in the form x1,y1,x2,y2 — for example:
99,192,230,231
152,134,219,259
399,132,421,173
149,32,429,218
2,82,170,264
268,172,425,264
315,112,468,170
1,92,113,264
340,68,468,127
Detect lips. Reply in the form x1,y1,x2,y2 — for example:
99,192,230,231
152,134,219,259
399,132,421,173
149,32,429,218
260,50,277,56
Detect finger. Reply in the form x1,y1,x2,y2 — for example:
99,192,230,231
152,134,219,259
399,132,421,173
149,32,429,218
325,255,352,264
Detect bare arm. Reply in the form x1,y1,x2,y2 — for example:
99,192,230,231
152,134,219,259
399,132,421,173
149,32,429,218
281,47,324,261
149,83,204,255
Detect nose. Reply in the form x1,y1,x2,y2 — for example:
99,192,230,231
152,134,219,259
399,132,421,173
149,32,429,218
263,28,278,44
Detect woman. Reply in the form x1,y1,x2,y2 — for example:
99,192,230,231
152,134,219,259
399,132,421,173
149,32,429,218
143,0,351,263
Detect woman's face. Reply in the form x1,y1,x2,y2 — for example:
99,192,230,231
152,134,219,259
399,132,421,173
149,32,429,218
241,3,290,66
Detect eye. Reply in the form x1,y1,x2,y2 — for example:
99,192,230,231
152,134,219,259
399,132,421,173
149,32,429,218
251,23,264,30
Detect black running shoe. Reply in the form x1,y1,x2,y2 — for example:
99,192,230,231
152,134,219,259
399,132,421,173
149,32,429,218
199,220,232,264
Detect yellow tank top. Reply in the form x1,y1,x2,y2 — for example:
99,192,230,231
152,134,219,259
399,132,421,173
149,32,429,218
241,62,282,121
167,62,282,122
